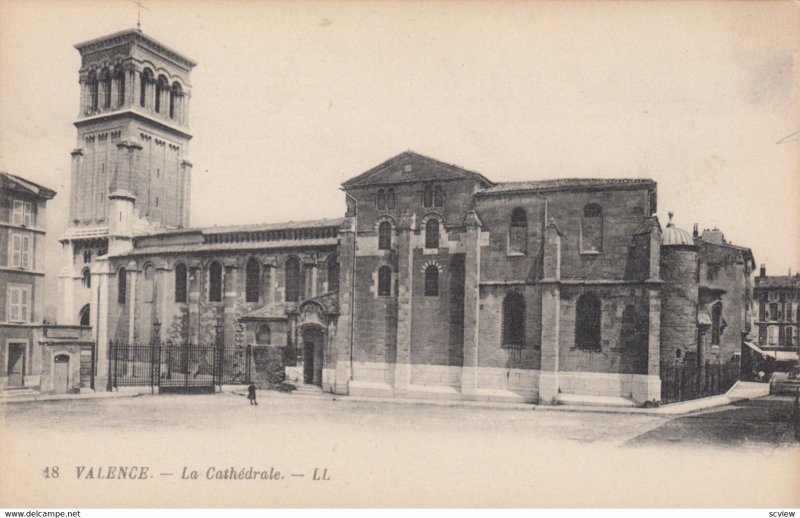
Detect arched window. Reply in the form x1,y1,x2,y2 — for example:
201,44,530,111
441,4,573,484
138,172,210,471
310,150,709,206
424,265,439,296
79,304,90,327
245,258,260,303
378,266,392,297
377,189,386,210
576,293,602,350
255,324,271,345
327,255,339,292
117,267,127,304
378,221,392,250
285,257,300,302
89,73,99,112
425,219,440,249
387,188,396,209
155,76,168,113
143,264,155,303
169,82,181,119
209,261,223,302
174,263,187,303
509,207,528,254
711,302,723,345
581,203,603,253
102,69,112,109
116,69,126,107
502,292,526,348
433,185,444,207
140,69,152,107
82,267,91,289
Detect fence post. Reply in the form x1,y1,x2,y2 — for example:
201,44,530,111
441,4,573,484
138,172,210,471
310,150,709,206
793,389,799,441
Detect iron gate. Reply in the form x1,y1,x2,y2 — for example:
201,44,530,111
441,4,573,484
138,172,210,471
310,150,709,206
108,341,251,393
660,358,740,404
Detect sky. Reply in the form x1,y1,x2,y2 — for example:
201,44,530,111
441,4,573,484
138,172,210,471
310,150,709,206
0,0,798,319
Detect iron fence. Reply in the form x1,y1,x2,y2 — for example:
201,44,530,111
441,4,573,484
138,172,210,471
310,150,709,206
108,340,251,392
660,358,740,404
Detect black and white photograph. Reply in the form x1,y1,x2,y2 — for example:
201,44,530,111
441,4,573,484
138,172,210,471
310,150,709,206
0,0,798,512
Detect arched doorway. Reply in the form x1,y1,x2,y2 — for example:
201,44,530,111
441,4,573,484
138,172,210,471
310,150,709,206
300,325,325,386
54,354,70,394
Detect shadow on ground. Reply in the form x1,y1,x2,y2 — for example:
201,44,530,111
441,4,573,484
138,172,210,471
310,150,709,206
626,396,799,448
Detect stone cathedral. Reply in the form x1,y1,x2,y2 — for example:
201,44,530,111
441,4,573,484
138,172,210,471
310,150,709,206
57,28,755,405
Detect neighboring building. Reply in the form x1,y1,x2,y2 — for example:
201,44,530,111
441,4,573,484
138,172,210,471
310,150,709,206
753,267,800,350
0,173,92,394
61,28,755,405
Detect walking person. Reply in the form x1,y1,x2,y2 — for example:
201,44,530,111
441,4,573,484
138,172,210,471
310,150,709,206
247,382,258,406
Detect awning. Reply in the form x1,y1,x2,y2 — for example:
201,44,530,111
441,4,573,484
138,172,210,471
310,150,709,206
764,351,799,362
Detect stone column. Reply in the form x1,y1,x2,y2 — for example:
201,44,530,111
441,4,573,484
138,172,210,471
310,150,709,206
461,211,482,398
180,160,192,227
538,218,562,404
224,262,239,347
79,80,88,117
393,212,416,396
127,266,137,344
633,287,662,403
331,218,355,394
92,258,112,390
69,149,83,222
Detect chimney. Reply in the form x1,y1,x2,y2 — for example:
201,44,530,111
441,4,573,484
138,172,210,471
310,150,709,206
759,264,766,278
701,227,725,245
692,223,699,238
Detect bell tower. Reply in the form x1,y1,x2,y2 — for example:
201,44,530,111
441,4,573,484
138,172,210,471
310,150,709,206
59,28,196,325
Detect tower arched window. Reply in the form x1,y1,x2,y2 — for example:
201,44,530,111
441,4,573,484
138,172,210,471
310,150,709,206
424,265,439,297
285,257,300,302
509,207,528,255
174,263,187,303
102,69,112,109
79,304,91,327
209,261,223,302
576,293,602,350
82,267,91,289
378,221,392,250
425,219,440,249
117,267,127,304
140,69,153,107
387,188,396,209
89,73,99,112
581,203,603,253
116,69,126,107
256,324,271,345
502,292,525,348
155,76,168,114
327,254,339,292
377,189,386,210
169,82,182,119
378,266,392,297
711,302,723,345
245,258,260,303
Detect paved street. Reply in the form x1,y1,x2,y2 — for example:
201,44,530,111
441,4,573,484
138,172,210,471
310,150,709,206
2,392,798,508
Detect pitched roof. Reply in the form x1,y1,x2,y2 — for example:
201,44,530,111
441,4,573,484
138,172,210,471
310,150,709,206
342,151,494,188
0,172,57,200
478,178,656,196
755,275,800,289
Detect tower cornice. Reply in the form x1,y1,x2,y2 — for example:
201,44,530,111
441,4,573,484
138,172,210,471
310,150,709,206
74,108,193,140
74,29,197,71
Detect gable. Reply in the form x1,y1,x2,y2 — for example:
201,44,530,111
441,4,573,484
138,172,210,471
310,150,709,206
342,151,494,189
